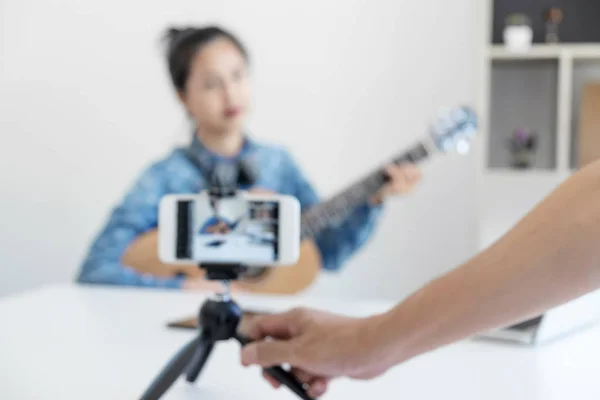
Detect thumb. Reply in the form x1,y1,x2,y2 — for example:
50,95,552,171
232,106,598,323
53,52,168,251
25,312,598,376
241,338,297,367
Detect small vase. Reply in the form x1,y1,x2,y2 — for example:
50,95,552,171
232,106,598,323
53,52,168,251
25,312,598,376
503,25,533,52
545,22,560,43
511,149,534,169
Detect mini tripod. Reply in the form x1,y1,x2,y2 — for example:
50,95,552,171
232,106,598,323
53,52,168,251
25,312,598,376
139,264,315,400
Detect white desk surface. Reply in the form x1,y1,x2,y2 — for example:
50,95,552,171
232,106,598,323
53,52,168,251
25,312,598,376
1,284,599,400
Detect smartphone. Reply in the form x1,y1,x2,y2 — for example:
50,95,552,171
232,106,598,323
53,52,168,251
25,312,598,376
158,191,300,266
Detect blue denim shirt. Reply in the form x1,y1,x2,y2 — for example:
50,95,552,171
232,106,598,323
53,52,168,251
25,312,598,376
76,136,383,288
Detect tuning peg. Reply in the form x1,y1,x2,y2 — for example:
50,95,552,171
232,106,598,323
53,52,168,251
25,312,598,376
451,108,468,123
455,138,470,155
464,125,477,138
439,137,452,152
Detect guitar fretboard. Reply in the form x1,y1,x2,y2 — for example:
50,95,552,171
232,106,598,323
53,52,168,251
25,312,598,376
300,141,431,240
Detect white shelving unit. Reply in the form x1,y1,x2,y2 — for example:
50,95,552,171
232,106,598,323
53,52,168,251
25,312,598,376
488,43,600,60
475,1,600,251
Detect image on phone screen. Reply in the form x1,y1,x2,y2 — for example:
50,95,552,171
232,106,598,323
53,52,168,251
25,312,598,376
188,196,280,264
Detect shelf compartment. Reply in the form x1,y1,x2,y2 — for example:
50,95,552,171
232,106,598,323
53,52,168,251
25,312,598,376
488,59,559,171
491,1,600,45
570,59,600,169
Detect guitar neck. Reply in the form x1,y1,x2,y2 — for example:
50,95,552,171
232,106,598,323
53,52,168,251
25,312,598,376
300,140,433,240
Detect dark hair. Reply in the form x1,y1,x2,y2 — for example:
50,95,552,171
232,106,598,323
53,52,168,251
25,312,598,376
164,25,249,92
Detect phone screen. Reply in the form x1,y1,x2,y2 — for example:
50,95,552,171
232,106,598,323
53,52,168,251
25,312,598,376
175,196,280,264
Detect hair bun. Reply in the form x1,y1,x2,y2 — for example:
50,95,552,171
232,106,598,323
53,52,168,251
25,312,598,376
164,26,194,50
166,27,182,38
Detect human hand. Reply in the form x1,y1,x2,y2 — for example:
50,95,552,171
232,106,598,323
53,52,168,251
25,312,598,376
371,163,422,204
240,308,395,398
248,186,275,194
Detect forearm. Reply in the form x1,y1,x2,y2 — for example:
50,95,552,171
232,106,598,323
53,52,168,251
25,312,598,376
122,229,202,278
77,260,185,288
79,230,188,289
378,162,600,366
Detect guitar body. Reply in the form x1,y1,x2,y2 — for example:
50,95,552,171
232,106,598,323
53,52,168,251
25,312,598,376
238,240,322,294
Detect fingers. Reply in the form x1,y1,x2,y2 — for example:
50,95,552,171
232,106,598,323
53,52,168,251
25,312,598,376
240,308,311,370
405,164,422,182
249,187,274,194
244,310,300,340
385,163,421,181
384,163,422,193
261,368,330,398
292,368,330,398
261,369,329,398
292,368,319,385
308,378,329,398
241,337,297,367
262,370,281,389
182,278,224,292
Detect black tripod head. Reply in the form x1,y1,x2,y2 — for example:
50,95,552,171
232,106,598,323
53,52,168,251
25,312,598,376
201,264,248,282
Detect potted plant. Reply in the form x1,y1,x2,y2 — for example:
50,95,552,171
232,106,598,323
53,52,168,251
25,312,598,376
503,13,533,52
507,128,538,169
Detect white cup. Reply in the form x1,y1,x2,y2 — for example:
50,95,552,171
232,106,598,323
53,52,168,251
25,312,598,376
503,26,533,52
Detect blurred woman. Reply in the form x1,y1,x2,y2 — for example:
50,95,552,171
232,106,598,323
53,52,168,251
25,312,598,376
76,25,422,293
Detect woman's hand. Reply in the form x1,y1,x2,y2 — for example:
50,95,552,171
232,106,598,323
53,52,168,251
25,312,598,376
182,276,246,292
371,163,422,204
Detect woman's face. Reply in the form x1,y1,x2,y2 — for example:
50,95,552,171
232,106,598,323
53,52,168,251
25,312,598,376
180,37,251,135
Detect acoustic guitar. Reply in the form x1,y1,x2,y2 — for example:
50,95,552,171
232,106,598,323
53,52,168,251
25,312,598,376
124,106,477,294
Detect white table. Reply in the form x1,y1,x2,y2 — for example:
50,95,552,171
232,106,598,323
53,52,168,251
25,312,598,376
1,284,599,399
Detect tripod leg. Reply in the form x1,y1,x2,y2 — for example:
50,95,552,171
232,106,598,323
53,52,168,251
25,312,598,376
185,332,214,383
140,336,201,400
235,333,316,400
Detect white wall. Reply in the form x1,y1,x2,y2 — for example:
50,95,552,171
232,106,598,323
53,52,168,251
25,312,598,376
0,0,479,300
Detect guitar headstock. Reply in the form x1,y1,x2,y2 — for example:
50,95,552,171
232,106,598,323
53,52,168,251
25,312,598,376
428,106,477,155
